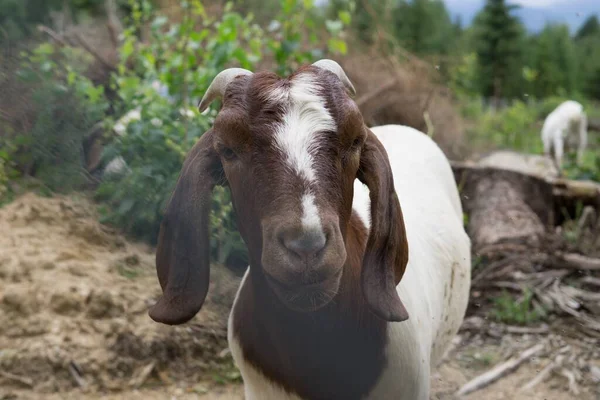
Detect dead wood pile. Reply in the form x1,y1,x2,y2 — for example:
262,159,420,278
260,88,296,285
453,152,600,340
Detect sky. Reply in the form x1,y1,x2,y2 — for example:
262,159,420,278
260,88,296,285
443,0,600,33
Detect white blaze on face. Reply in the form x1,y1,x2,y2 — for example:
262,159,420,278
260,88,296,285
272,72,336,232
301,193,321,232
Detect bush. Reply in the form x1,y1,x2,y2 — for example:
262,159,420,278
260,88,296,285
15,43,109,192
468,100,541,153
491,289,547,325
94,0,350,265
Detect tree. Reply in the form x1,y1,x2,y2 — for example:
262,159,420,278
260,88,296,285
391,0,456,56
575,15,600,40
575,30,600,99
530,24,577,98
473,0,526,104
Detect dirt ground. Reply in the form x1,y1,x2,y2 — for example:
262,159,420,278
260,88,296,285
1,193,599,400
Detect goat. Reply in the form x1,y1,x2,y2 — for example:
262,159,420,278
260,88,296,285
148,60,472,400
541,100,588,172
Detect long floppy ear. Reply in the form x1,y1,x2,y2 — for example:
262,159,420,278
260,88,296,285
357,129,410,322
148,129,221,325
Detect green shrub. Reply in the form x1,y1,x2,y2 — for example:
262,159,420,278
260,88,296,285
468,100,541,153
15,43,109,192
94,0,350,265
491,289,547,325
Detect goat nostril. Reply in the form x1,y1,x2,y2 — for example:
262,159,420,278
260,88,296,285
283,231,327,259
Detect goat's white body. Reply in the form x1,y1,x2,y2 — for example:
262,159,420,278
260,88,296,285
541,100,588,169
229,125,471,400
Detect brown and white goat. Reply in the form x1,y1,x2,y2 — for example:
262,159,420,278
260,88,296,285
149,60,471,400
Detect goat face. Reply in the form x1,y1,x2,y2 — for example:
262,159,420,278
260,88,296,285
149,60,410,325
217,67,364,313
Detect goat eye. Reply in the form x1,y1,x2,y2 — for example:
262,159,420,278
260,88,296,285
220,147,237,161
351,137,363,149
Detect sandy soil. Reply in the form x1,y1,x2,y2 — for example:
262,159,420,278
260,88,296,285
1,193,598,400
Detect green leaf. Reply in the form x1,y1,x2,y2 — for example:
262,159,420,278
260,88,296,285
151,16,168,29
325,20,343,35
36,43,55,56
338,11,351,25
327,38,347,55
117,198,135,215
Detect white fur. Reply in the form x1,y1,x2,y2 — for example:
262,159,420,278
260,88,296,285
300,193,322,232
272,73,336,183
362,125,471,399
229,125,471,400
541,100,588,170
272,72,335,237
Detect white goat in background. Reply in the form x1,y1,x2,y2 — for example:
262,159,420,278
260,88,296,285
541,100,588,172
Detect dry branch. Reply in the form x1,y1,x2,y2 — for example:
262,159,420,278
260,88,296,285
68,361,87,388
129,362,155,389
559,368,580,395
521,359,557,392
456,343,545,396
105,0,121,49
582,276,600,287
556,253,600,271
72,31,116,70
354,78,399,108
0,370,34,388
505,324,550,335
37,25,69,46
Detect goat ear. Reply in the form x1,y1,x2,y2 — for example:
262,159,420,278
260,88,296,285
357,129,410,322
148,129,221,325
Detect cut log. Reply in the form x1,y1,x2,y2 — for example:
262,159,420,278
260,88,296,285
453,161,553,252
452,154,600,252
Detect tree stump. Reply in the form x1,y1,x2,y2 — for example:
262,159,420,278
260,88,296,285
452,151,600,253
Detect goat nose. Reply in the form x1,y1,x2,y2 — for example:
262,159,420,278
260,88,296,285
282,229,327,259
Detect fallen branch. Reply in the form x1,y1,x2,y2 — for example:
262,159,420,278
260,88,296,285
129,362,155,389
471,255,521,285
520,359,556,392
456,343,545,397
355,78,398,108
576,206,596,233
582,276,600,287
556,252,600,271
548,282,600,332
505,324,549,335
0,370,34,388
559,368,580,395
68,361,87,388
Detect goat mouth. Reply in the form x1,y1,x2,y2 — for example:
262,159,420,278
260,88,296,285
264,269,343,313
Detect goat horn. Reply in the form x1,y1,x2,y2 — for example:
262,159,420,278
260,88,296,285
198,68,253,113
312,59,356,96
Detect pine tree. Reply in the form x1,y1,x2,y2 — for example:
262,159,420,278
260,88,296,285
392,0,455,56
575,15,600,40
473,0,525,104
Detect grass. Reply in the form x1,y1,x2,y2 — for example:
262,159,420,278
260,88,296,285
210,360,243,385
461,349,500,369
491,289,547,325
